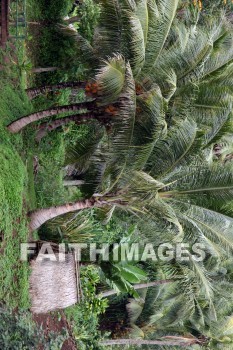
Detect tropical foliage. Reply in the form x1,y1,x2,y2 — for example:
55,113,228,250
1,0,233,348
0,306,68,349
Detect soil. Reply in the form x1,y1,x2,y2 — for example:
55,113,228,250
33,311,77,350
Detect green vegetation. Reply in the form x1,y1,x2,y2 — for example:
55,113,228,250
0,45,32,309
1,0,233,349
0,306,68,349
71,0,101,42
65,266,108,350
27,0,73,21
26,0,89,87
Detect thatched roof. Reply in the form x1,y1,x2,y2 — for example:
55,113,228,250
30,253,78,314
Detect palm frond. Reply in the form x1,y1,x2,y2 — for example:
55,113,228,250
173,203,233,255
164,165,233,207
141,0,179,74
61,25,97,69
95,55,127,104
190,83,233,146
65,125,105,172
95,0,123,58
131,85,167,170
202,28,233,81
102,61,136,189
127,11,146,76
147,119,198,178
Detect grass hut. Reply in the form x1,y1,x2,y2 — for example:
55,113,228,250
30,252,78,314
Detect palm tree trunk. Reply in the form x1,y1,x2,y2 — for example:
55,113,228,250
100,338,200,346
35,113,109,141
26,81,86,100
99,280,172,298
31,67,58,73
63,180,85,186
64,15,80,24
29,197,101,232
35,113,97,142
7,101,96,133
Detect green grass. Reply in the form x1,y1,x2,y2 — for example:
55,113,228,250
0,45,33,309
0,40,80,309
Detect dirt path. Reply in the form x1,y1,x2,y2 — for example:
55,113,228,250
33,312,77,350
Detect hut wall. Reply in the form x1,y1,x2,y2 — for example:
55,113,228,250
30,253,77,314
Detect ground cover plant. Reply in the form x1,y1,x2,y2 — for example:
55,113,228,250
0,43,32,309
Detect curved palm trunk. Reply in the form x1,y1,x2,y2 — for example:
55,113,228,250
26,81,86,100
100,337,200,346
99,280,172,298
64,15,80,24
64,180,85,186
35,113,97,142
31,67,58,73
7,101,96,133
29,197,101,232
35,113,109,141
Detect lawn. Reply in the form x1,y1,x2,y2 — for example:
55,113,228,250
0,43,32,309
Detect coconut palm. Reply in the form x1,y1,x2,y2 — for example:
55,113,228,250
8,1,233,146
27,55,233,249
110,257,233,349
26,81,86,100
25,6,233,343
27,67,233,343
28,107,233,345
99,257,230,347
100,337,202,346
29,104,233,264
7,55,129,134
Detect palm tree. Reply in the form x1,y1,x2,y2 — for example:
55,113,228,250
27,33,233,258
99,280,172,298
28,106,233,348
29,102,233,265
34,112,110,142
108,255,233,349
26,81,86,100
8,1,233,145
7,101,97,134
100,337,202,346
7,55,128,134
24,4,233,343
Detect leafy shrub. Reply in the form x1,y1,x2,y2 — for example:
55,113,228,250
30,26,81,86
0,307,68,349
28,0,74,21
74,0,101,43
65,265,108,350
